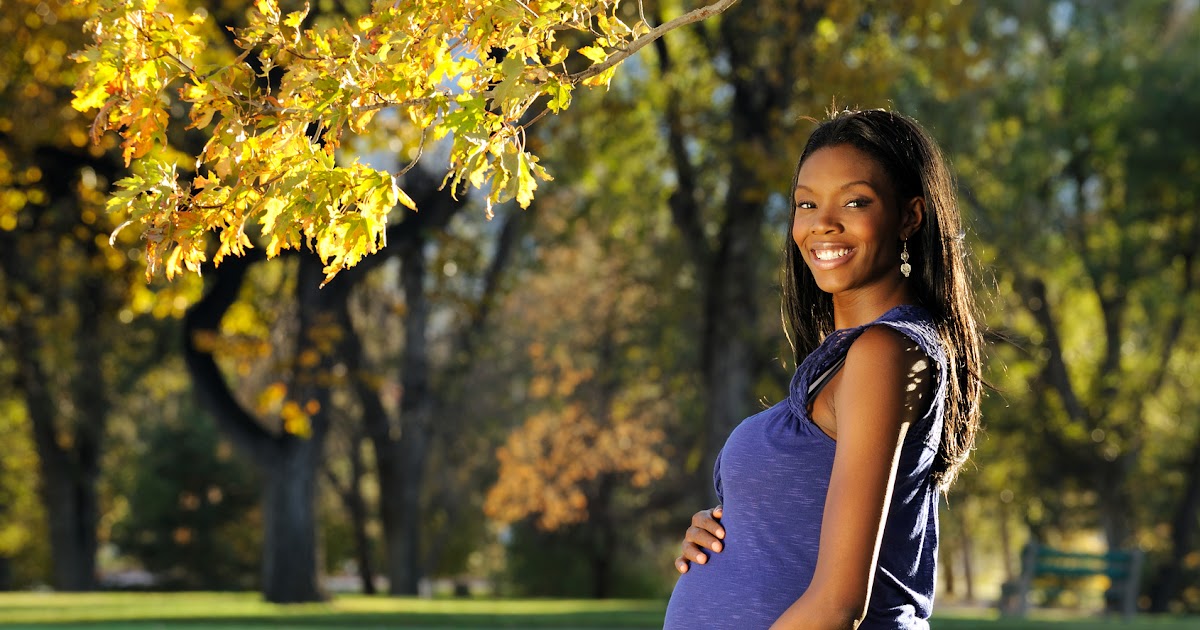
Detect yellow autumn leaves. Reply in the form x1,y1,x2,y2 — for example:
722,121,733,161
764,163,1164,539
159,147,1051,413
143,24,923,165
70,0,671,284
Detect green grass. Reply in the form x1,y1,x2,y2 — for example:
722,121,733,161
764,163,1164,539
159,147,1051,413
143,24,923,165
0,592,1195,629
1,593,660,629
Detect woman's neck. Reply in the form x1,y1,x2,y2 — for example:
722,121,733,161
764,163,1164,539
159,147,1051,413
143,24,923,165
831,283,915,330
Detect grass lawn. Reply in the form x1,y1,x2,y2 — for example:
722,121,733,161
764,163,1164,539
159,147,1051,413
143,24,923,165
0,592,1196,629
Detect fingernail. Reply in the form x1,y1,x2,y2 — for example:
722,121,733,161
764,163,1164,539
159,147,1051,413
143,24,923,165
712,542,722,552
717,528,725,539
696,554,706,564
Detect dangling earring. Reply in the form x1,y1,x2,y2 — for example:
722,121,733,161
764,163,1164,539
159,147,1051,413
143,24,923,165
900,240,912,278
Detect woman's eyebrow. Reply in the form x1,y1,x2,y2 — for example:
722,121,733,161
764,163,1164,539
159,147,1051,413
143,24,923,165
794,180,878,194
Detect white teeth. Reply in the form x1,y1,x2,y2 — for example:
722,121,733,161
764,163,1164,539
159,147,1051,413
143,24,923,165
813,248,850,261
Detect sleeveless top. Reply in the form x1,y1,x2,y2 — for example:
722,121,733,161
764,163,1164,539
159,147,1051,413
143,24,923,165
663,304,946,629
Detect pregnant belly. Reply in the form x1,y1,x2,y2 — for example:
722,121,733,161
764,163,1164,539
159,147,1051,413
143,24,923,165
662,534,809,630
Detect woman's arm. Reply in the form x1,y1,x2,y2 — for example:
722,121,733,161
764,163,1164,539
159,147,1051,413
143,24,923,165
770,326,932,630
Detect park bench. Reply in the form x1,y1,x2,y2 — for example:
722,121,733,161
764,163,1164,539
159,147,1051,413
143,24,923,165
999,541,1144,619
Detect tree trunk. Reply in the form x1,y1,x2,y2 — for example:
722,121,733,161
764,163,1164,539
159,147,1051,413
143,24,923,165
366,228,433,596
0,556,11,591
382,236,435,595
260,254,346,603
942,541,957,598
184,254,332,603
590,478,616,599
955,500,976,602
12,320,101,592
653,1,807,506
374,413,429,596
261,440,323,603
1095,457,1141,614
392,425,429,595
38,463,98,590
326,290,403,596
1149,426,1200,612
699,111,772,507
700,252,760,506
373,384,431,598
62,279,109,591
326,428,377,595
1097,459,1137,550
2,234,108,592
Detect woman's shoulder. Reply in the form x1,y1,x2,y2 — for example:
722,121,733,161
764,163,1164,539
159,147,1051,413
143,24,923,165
865,304,946,365
835,324,938,437
843,325,931,378
841,305,942,392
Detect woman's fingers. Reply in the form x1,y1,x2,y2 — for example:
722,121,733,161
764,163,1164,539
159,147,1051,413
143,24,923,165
675,506,726,573
685,526,723,553
681,541,709,564
691,507,726,541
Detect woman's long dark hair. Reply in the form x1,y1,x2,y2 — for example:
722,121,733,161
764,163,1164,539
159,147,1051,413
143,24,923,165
782,108,983,491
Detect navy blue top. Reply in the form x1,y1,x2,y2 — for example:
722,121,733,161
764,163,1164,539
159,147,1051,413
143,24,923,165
663,304,946,629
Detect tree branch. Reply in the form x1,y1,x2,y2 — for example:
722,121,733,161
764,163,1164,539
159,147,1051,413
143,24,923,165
241,0,742,122
1143,241,1197,398
1017,273,1091,426
440,202,529,392
1063,163,1124,410
183,252,279,463
566,0,740,84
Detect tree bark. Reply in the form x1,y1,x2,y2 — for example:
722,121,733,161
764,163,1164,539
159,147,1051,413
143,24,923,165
385,235,435,595
37,461,98,590
260,439,323,602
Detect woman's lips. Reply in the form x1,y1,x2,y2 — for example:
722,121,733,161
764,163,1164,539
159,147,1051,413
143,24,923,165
809,246,856,270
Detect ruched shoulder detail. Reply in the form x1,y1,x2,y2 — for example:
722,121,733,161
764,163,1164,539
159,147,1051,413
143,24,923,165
787,304,947,449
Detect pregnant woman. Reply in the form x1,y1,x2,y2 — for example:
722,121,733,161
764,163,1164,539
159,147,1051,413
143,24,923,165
664,109,984,630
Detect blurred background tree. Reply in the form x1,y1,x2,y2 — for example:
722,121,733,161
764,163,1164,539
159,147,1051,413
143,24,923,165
0,0,1198,615
0,0,176,592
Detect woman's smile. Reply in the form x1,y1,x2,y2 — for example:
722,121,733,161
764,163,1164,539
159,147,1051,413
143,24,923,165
809,244,857,270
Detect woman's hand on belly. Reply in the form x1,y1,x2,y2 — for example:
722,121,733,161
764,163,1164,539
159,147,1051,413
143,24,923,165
674,506,725,573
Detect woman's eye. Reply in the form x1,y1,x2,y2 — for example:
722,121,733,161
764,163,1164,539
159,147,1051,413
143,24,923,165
845,198,872,208
796,201,816,210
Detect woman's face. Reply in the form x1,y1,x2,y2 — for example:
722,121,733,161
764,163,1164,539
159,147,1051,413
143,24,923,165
791,144,919,297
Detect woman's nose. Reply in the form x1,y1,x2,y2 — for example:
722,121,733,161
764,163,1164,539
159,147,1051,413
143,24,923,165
810,207,841,234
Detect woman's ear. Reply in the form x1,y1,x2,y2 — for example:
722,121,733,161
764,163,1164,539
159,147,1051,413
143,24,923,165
902,196,925,240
